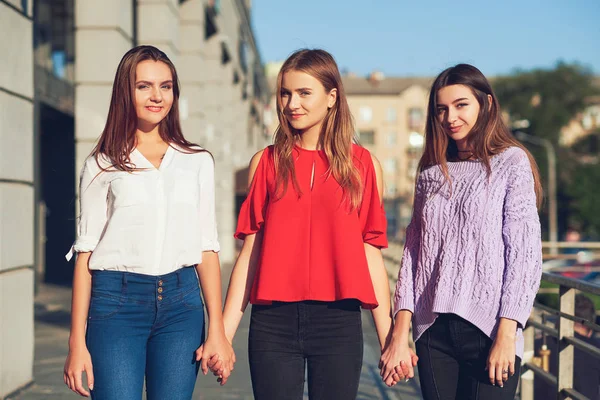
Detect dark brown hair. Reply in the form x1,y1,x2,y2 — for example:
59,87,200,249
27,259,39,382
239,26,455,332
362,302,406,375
92,45,204,171
273,49,362,208
419,63,543,208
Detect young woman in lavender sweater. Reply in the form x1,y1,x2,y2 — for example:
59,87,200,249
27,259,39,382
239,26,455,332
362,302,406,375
379,64,543,399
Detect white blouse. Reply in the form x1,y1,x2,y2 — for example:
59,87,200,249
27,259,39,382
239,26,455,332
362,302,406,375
66,144,220,275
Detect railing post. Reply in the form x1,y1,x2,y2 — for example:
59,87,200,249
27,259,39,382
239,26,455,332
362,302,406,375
521,323,536,400
557,285,575,399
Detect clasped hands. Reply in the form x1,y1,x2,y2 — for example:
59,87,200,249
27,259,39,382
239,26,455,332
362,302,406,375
379,338,419,387
195,335,236,386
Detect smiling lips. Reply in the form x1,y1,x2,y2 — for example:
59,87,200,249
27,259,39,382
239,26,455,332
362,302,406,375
449,125,462,133
146,106,163,113
289,114,304,120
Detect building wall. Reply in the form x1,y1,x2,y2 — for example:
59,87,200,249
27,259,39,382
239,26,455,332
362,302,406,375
348,84,428,201
0,1,35,397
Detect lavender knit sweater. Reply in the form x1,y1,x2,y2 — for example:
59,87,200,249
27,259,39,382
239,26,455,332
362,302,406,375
393,147,542,358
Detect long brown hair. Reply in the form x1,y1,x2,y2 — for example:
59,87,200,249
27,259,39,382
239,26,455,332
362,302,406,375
419,64,543,208
92,45,203,171
273,49,362,208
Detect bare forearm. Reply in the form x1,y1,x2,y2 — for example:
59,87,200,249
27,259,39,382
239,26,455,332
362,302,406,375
497,318,517,339
69,253,92,348
391,310,413,342
366,244,393,350
223,234,260,341
196,252,225,336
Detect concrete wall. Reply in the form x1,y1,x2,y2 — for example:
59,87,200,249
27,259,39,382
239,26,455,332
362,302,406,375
0,2,35,397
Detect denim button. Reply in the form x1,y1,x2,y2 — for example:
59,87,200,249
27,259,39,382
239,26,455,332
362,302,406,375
158,280,163,286
158,287,163,293
158,295,163,301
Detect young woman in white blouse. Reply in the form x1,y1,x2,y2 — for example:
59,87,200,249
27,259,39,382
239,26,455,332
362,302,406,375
62,45,233,399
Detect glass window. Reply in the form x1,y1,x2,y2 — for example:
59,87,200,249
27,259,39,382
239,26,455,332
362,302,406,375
386,107,397,122
359,106,373,123
359,130,375,145
384,158,397,173
408,107,424,130
386,132,397,146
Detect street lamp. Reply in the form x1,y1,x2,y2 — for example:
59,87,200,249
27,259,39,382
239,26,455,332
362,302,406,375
513,130,558,256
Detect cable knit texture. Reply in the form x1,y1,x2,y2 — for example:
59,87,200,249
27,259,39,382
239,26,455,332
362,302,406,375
393,146,542,358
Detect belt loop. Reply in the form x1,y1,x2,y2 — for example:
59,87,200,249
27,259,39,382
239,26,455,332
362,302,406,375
121,273,128,294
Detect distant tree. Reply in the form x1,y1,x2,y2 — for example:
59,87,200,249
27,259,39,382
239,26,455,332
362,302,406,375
493,62,600,239
494,62,597,144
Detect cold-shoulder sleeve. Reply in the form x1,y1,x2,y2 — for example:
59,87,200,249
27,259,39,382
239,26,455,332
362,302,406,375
359,152,388,249
234,148,270,240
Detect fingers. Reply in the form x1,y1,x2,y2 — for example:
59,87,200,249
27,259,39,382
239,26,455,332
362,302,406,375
201,353,209,375
219,367,231,386
391,372,400,386
411,353,419,367
394,364,406,381
85,362,95,392
74,369,90,397
195,345,203,362
495,363,505,387
509,360,515,377
400,359,415,379
384,375,397,387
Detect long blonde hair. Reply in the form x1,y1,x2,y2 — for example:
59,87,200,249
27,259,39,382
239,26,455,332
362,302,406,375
273,49,362,209
419,64,543,208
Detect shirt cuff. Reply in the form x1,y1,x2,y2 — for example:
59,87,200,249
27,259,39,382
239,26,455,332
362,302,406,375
201,240,221,253
65,236,99,261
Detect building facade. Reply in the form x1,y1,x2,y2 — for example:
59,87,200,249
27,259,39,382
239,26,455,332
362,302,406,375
344,74,430,239
0,1,35,396
0,0,269,396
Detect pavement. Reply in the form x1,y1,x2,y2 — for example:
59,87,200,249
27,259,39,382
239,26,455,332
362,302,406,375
9,261,423,400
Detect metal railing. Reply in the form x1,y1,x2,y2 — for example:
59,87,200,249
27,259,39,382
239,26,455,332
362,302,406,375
520,272,600,400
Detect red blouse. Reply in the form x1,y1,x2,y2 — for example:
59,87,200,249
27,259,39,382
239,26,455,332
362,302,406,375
234,144,387,309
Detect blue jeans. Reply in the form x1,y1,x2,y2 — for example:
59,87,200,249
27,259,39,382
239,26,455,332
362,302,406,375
86,267,204,400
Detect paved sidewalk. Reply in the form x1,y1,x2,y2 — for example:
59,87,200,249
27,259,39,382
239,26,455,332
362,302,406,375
11,263,422,400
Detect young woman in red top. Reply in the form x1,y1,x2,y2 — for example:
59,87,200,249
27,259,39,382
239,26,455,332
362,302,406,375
221,49,413,399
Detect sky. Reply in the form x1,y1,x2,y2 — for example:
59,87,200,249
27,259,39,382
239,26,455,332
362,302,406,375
251,0,600,78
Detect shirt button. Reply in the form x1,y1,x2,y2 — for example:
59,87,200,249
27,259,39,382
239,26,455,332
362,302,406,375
157,287,163,293
157,295,163,301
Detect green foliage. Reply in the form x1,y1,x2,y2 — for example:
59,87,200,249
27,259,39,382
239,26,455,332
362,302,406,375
565,161,600,237
493,62,600,238
494,62,597,144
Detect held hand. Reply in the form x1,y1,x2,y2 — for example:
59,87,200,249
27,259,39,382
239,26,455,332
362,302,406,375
64,344,94,397
486,332,516,387
195,333,236,386
379,338,418,387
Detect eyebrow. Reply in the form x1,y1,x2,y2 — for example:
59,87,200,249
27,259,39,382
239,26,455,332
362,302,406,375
136,80,174,85
437,97,469,106
281,87,313,92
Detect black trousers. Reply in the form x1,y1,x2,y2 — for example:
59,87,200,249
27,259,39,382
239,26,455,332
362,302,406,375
248,300,363,400
416,313,521,400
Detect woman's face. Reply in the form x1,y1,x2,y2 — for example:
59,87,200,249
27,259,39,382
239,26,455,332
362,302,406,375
134,60,174,130
436,84,481,147
279,70,336,135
